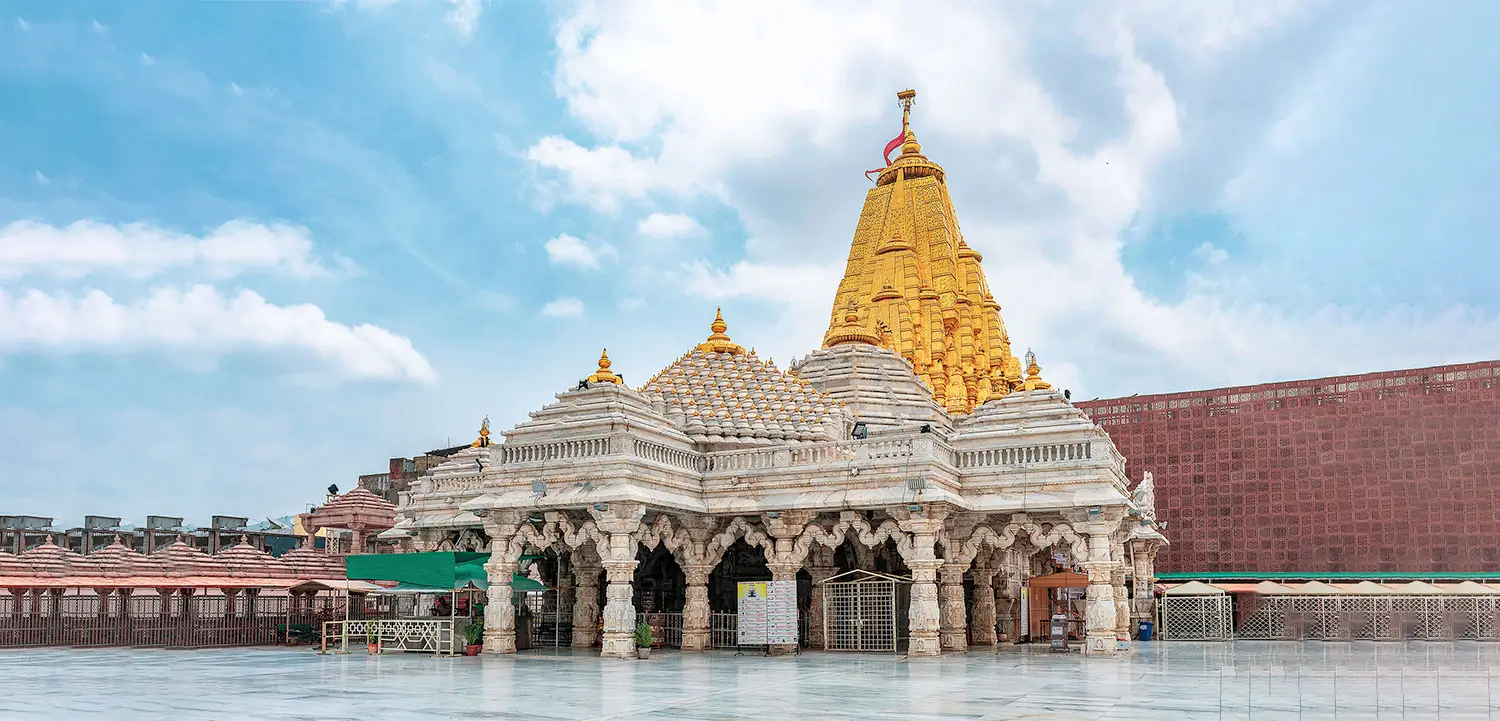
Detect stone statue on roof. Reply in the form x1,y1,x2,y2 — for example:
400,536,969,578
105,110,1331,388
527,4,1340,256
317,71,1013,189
1132,471,1157,523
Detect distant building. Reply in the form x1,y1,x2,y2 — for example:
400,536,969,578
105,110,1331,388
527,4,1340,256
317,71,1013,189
358,446,470,505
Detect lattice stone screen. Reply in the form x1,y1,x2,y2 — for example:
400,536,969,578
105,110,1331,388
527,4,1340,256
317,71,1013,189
1231,594,1500,641
1159,595,1231,640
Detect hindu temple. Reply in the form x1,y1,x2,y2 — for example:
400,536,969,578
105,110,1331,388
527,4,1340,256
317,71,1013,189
389,90,1167,658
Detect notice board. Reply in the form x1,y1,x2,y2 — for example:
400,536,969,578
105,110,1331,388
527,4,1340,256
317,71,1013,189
736,580,798,645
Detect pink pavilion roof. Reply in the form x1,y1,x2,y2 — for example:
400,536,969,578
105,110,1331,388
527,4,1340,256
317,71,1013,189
150,540,231,577
87,536,169,577
0,550,34,577
216,538,296,579
19,538,104,577
277,547,348,579
306,488,397,531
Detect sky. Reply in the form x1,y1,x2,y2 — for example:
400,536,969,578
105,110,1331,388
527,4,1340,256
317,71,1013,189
2,0,1498,527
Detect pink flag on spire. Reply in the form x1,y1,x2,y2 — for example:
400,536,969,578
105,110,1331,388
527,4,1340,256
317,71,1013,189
865,128,907,181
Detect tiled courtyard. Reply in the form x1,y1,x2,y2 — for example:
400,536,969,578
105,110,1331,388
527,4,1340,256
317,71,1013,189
2,642,1498,720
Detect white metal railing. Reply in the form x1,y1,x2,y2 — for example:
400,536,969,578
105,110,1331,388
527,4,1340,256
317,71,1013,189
955,441,1092,469
500,437,612,465
321,619,456,655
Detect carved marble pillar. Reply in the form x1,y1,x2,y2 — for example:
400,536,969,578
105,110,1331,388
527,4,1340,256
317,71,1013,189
593,503,645,659
969,559,998,646
571,550,602,649
1131,544,1159,637
1112,564,1130,646
557,555,576,629
1080,530,1118,654
481,511,522,655
763,511,816,655
995,572,1022,643
938,562,970,652
805,547,837,649
898,509,948,657
680,563,714,651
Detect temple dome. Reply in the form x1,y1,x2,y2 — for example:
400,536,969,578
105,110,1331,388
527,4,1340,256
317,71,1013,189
641,311,849,445
151,539,231,577
19,537,102,577
87,536,168,577
277,547,348,579
217,537,296,578
0,550,32,576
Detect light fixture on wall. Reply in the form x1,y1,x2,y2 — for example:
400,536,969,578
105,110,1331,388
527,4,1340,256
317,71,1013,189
851,422,869,440
765,511,780,519
531,480,547,498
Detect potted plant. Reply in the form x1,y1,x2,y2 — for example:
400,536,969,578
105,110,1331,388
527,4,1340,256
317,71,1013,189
463,619,485,656
366,619,381,655
634,622,654,659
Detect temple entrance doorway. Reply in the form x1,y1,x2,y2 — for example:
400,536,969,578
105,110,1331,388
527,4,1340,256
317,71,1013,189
1026,571,1088,642
818,569,911,652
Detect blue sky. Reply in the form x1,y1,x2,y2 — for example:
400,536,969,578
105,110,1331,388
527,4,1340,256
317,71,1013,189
2,0,1498,526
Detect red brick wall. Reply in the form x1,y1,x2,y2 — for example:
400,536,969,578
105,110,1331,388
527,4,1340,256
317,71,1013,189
1076,361,1500,574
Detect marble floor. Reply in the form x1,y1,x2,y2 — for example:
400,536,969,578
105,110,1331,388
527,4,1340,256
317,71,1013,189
2,642,1498,720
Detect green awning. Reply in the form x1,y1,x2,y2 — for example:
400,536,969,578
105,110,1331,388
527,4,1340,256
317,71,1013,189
377,575,546,593
346,551,551,591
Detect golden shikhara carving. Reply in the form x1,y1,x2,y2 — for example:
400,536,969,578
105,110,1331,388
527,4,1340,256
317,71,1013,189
824,89,1039,414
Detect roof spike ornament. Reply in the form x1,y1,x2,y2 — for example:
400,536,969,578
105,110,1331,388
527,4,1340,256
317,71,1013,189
586,348,623,385
696,308,745,355
471,416,492,447
1023,349,1052,391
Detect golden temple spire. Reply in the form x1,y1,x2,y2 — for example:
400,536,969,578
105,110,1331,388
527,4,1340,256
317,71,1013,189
1022,349,1052,391
828,90,1025,412
586,348,622,384
471,416,492,447
696,308,745,355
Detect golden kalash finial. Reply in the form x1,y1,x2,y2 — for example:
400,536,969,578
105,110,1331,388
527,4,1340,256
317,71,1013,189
1023,349,1052,391
696,308,745,355
822,301,881,348
586,348,623,384
472,416,492,447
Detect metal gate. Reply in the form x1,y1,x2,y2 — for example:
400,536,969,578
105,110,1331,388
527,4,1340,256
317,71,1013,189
818,570,910,652
1159,595,1232,640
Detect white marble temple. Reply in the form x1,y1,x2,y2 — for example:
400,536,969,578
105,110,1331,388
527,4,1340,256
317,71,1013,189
2,642,1497,720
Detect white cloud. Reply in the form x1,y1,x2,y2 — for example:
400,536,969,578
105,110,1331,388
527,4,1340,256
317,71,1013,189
447,0,483,36
619,296,645,310
543,233,613,270
1193,241,1229,265
637,212,704,239
140,51,155,66
537,1,1500,397
0,219,339,280
541,297,586,317
32,171,50,186
526,135,696,212
15,17,28,31
0,285,435,384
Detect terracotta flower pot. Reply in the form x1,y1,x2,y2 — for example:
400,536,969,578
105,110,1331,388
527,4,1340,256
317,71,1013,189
465,644,483,656
366,643,380,654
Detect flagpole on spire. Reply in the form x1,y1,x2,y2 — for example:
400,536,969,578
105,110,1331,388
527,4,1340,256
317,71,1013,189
898,88,916,136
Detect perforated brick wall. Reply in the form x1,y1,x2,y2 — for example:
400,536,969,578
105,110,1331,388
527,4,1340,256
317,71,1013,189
1076,361,1500,574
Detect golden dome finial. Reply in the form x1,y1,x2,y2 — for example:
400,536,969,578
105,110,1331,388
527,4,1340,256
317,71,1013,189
586,348,622,384
471,416,491,447
823,301,880,348
697,308,745,355
1023,348,1052,391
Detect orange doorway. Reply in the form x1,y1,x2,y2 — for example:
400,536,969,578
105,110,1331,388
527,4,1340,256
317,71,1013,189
1026,571,1088,641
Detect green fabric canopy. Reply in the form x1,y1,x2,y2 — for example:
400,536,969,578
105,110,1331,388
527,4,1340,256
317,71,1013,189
346,552,549,591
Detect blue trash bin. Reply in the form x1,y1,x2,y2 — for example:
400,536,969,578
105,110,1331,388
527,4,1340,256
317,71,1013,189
1137,620,1153,641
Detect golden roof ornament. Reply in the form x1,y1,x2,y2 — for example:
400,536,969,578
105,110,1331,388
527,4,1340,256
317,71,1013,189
471,416,491,447
823,302,880,347
1023,349,1052,391
586,348,622,384
696,308,745,355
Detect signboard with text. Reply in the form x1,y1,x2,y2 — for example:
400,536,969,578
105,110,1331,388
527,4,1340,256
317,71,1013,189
736,580,798,646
